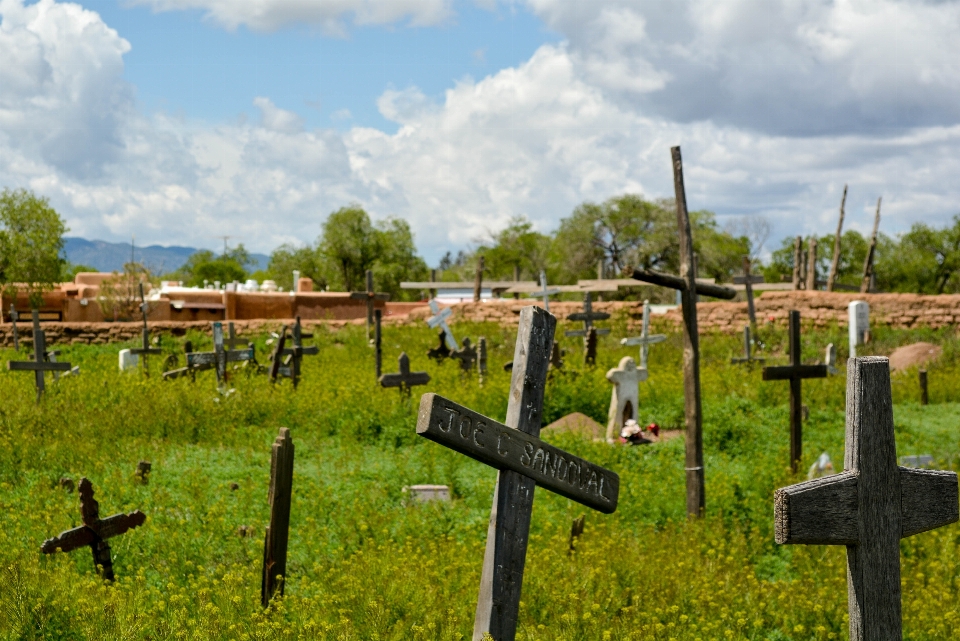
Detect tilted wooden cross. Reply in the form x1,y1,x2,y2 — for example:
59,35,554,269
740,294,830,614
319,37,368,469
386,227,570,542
733,256,762,332
8,304,20,350
416,306,620,641
7,311,72,401
774,356,958,641
187,322,255,390
426,299,459,350
41,478,146,581
536,270,561,313
620,300,666,370
379,352,430,395
262,427,294,607
565,291,611,340
762,310,827,472
731,325,764,365
629,146,737,517
129,283,162,376
271,317,319,389
349,270,390,338
451,337,478,373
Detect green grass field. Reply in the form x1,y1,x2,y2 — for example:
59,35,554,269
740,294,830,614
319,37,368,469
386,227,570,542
1,315,958,640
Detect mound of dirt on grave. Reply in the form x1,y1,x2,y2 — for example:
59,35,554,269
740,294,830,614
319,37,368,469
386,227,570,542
888,342,942,372
542,413,606,441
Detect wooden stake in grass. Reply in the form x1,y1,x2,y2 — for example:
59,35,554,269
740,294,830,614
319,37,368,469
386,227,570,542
262,428,294,607
762,310,827,472
7,310,71,401
350,270,390,339
827,185,847,292
774,356,958,641
416,306,620,641
584,327,598,366
474,255,485,303
41,478,146,582
129,283,161,376
628,146,737,517
919,369,928,406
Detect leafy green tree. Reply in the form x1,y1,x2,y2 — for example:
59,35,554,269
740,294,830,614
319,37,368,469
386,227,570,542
0,188,68,308
266,244,326,291
470,216,552,282
762,230,869,288
170,245,253,287
370,218,429,301
877,217,960,293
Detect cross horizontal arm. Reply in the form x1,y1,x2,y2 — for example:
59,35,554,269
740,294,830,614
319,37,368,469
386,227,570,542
567,312,611,322
565,329,611,337
96,510,147,540
380,372,431,388
900,467,959,537
621,335,667,347
8,361,72,372
130,348,163,356
775,472,859,545
281,346,319,356
630,268,737,300
417,393,619,513
41,525,96,554
762,364,828,381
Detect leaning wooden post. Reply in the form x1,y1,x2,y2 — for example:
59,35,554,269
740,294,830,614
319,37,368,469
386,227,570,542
792,236,803,290
262,428,294,607
473,256,485,303
9,304,19,351
374,309,382,381
742,256,757,332
806,237,818,290
861,197,882,294
826,184,847,291
919,369,928,406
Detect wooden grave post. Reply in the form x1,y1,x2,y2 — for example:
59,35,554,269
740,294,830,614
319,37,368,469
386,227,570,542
550,341,564,370
374,309,382,380
827,184,847,291
733,257,762,332
262,428,294,607
919,369,928,406
512,265,521,300
426,299,459,351
269,327,288,385
474,255,485,303
129,283,162,376
41,478,146,581
536,270,561,313
416,306,619,641
186,322,255,391
774,357,958,641
451,337,478,373
349,270,390,339
7,311,72,401
273,317,319,389
792,236,804,289
161,339,209,381
628,146,737,516
584,327,598,366
9,304,19,350
620,300,666,370
227,322,239,351
379,352,430,395
731,325,764,365
806,237,818,290
564,291,611,339
861,197,882,294
762,310,827,472
478,337,487,377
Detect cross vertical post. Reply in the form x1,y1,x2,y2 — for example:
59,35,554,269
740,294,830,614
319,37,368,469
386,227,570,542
861,197,882,294
919,369,928,405
743,256,757,332
427,299,459,350
806,237,818,290
9,304,19,350
379,352,430,394
620,300,666,370
827,184,847,291
262,427,294,607
130,283,161,376
536,271,560,312
350,270,391,339
374,309,382,381
474,255,485,303
7,310,71,401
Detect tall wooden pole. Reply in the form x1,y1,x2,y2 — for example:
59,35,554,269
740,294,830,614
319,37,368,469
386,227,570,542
806,237,818,290
861,197,881,294
792,236,803,290
473,256,485,303
826,185,847,291
261,428,294,607
743,256,757,333
671,146,705,518
788,311,803,472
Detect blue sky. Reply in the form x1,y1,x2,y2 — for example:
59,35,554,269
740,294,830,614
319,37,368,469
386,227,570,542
3,0,960,264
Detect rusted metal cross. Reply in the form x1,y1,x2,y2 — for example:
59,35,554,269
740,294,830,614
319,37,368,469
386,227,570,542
41,478,146,581
129,283,161,376
349,270,390,338
7,311,72,401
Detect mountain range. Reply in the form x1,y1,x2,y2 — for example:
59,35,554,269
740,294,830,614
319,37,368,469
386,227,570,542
63,237,269,274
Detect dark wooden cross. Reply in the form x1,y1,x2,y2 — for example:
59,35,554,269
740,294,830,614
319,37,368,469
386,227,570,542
262,427,294,607
271,317,318,389
731,325,764,365
478,337,487,377
564,291,611,338
733,257,762,332
628,146,736,517
451,337,478,373
187,322,255,390
427,330,452,362
40,478,146,582
374,309,383,380
7,310,72,401
379,352,430,395
584,327,598,366
762,310,827,472
8,304,19,350
774,356,958,641
349,270,390,338
129,283,161,376
416,306,620,641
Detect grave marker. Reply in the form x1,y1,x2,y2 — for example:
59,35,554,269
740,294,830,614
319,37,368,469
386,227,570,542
404,485,451,503
731,325,764,365
826,343,838,375
40,478,146,582
272,317,319,389
584,327,598,366
379,352,430,395
773,357,958,641
861,197,882,293
621,300,666,370
427,299,459,350
550,341,564,370
262,428,294,607
478,337,487,377
451,337,478,373
564,292,610,338
129,283,161,375
536,270,560,312
628,146,737,516
9,304,19,350
374,309,382,380
807,452,835,479
427,330,453,362
826,185,848,292
919,369,928,405
763,310,828,472
849,301,870,358
119,349,138,372
7,311,72,401
349,270,390,338
187,322,256,391
605,356,645,443
734,257,761,330
416,307,619,641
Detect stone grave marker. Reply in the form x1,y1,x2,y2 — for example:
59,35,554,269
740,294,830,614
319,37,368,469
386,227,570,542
380,352,430,395
350,270,390,339
762,310,827,472
40,478,146,582
403,485,451,503
807,452,835,479
849,300,870,358
605,356,646,443
426,299,459,351
621,300,666,370
564,291,611,339
7,311,72,401
187,322,256,391
129,283,162,376
416,306,619,641
119,349,138,372
262,427,294,607
8,304,19,350
536,270,561,313
451,337,478,373
773,356,958,641
628,146,737,516
584,327,598,365
826,343,838,375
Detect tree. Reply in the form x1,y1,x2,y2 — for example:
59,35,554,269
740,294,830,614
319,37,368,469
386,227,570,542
371,218,429,300
471,216,552,281
878,218,960,294
99,262,153,321
318,206,381,292
0,188,68,308
170,245,253,287
762,230,868,288
266,244,326,291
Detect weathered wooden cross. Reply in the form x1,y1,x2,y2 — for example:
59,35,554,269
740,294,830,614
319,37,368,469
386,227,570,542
262,427,294,607
349,269,390,338
8,304,19,350
426,299,459,350
628,146,737,516
7,311,72,401
416,306,620,641
451,337,478,372
762,310,827,472
478,337,487,377
584,326,598,366
41,478,146,581
731,325,764,365
271,317,319,389
379,352,430,395
564,291,610,338
733,256,762,331
536,270,561,312
374,308,383,380
774,356,958,641
129,283,162,376
620,300,666,370
187,322,255,390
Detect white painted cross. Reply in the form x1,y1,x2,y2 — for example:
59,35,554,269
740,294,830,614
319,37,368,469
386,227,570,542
426,299,459,350
620,300,666,369
537,270,561,313
848,300,870,358
774,357,958,641
605,356,646,443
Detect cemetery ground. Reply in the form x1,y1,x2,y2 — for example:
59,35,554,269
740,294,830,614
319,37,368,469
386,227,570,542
1,317,958,641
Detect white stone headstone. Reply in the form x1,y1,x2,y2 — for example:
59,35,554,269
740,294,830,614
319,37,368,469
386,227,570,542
848,300,869,358
119,349,138,372
605,356,647,443
404,484,451,503
825,343,838,375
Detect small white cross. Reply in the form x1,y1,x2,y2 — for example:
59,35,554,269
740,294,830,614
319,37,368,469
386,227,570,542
427,299,459,350
620,300,666,369
537,271,561,312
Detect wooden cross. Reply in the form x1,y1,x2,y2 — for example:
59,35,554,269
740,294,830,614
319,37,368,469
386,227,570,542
774,356,958,641
187,322,255,390
584,327,598,366
129,283,161,376
269,327,289,384
451,337,478,372
536,270,561,312
427,330,452,362
426,299,459,350
733,257,762,331
416,306,619,641
628,146,736,516
478,337,487,376
762,310,827,472
40,478,146,581
620,300,666,370
349,270,390,338
374,308,382,380
7,311,72,401
605,355,645,442
271,317,319,389
262,427,294,607
379,352,430,395
564,292,611,338
731,325,764,365
8,304,19,350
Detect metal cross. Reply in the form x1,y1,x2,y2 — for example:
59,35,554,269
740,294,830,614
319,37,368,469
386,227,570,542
349,270,390,338
565,291,611,338
187,322,255,390
451,337,478,373
427,299,459,350
620,300,666,370
7,311,72,401
379,352,430,395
